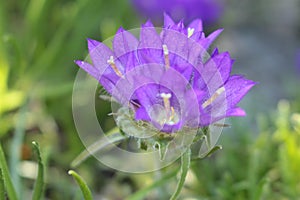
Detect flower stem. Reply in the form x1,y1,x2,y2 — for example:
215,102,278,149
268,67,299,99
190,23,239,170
170,148,191,200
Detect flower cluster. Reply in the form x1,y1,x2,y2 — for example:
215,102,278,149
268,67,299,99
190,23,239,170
75,14,255,134
131,0,223,25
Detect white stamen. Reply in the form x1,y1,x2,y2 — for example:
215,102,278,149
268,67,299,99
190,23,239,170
202,87,225,108
187,27,195,38
106,56,123,78
162,44,169,55
160,92,172,99
107,56,115,65
162,44,170,69
168,121,175,125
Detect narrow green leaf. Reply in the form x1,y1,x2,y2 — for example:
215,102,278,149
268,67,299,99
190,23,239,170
0,169,5,200
125,167,179,200
32,141,44,200
170,148,191,200
68,170,93,200
71,130,126,168
193,145,223,160
0,144,18,200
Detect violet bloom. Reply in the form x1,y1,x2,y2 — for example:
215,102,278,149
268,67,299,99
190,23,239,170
75,14,255,134
131,0,223,25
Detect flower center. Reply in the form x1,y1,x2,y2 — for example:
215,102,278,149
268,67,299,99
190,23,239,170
107,56,124,78
151,92,179,126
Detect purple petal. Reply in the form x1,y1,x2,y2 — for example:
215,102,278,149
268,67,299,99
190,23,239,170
113,28,139,71
200,107,246,126
87,38,125,74
113,27,138,59
134,83,160,109
202,75,256,117
194,51,234,93
188,19,203,33
199,29,223,49
226,107,246,117
135,107,151,121
222,75,256,107
75,60,100,80
163,12,175,28
138,20,163,64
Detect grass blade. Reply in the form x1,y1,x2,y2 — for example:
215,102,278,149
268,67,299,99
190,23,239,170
0,144,18,200
0,169,5,200
68,170,93,200
32,141,44,200
170,148,191,200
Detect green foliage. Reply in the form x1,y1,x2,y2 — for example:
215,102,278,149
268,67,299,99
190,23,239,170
188,100,300,200
68,170,93,200
0,144,18,200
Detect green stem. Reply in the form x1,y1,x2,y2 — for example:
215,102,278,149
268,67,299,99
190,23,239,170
170,148,191,200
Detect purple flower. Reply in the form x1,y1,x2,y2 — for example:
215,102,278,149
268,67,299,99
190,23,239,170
131,0,223,25
75,14,255,133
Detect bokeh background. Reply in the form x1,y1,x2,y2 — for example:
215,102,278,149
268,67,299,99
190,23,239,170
0,0,300,199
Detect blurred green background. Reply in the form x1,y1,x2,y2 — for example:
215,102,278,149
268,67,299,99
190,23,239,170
0,0,300,199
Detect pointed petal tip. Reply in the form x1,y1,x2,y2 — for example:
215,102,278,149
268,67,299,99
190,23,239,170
74,60,90,68
116,26,125,33
211,48,219,56
163,12,175,27
74,60,81,65
87,38,101,50
74,60,88,67
188,18,204,32
142,19,154,28
226,107,247,117
163,12,170,18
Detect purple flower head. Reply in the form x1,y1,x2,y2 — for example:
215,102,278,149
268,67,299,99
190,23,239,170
131,0,224,25
75,14,255,134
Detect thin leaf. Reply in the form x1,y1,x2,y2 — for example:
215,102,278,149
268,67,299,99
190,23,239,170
194,145,223,160
32,141,44,200
170,148,191,200
0,169,5,200
71,129,126,168
68,170,93,200
125,167,179,200
0,144,18,200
